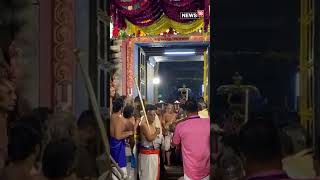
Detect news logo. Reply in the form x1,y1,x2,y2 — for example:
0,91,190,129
197,10,204,17
180,10,204,19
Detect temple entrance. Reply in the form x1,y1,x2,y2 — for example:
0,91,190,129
128,38,210,179
108,0,211,177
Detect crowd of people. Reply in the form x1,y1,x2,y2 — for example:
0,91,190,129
1,75,320,180
109,95,211,180
0,78,103,180
0,75,211,180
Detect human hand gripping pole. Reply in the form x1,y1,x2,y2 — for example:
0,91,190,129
133,77,151,132
133,77,157,150
73,49,126,180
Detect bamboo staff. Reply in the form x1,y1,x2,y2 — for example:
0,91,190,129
133,77,150,131
73,49,126,179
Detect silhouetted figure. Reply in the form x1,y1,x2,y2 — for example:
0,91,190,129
42,139,78,180
239,113,289,180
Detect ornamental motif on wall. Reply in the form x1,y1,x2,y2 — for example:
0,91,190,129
52,0,75,112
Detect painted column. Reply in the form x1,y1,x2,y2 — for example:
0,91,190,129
52,0,76,112
121,40,127,95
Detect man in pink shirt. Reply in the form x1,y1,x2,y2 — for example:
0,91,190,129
172,99,210,180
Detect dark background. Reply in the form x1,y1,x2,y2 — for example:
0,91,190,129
158,61,204,103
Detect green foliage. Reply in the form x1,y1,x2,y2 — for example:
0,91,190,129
118,30,128,40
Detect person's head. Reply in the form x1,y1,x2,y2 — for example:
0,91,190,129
134,96,140,104
120,95,127,102
77,110,96,142
42,138,77,179
239,113,282,166
184,99,198,116
198,101,207,111
8,124,41,164
155,103,162,115
46,112,77,144
198,97,205,103
145,104,156,123
123,105,134,119
112,98,124,113
110,86,116,98
124,96,134,107
0,78,17,112
165,104,173,113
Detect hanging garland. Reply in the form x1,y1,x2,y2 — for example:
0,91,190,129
110,0,209,31
125,15,204,35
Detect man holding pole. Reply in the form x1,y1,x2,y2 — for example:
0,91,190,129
138,104,162,180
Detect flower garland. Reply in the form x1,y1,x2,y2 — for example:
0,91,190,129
110,0,209,31
125,15,205,35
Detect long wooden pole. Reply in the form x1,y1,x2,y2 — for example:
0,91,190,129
133,77,151,131
73,49,125,179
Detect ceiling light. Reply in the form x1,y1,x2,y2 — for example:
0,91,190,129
153,77,160,84
164,51,195,55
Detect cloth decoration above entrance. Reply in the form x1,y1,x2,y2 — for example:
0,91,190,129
125,15,205,35
110,0,209,32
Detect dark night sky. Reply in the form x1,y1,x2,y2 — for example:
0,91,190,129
158,61,204,102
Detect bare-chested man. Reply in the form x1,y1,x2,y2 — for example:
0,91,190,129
0,78,17,174
123,105,139,152
110,98,133,179
162,104,176,166
139,104,161,180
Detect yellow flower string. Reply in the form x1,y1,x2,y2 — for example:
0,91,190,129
125,15,206,35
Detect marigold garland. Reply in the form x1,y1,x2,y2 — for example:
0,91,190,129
125,15,205,35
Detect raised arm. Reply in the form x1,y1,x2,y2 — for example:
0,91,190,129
141,122,159,142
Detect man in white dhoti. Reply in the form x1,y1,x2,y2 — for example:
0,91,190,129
138,104,162,180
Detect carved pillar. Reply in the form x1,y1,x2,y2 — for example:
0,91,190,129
52,0,76,112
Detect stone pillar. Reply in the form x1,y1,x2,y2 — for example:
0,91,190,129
52,0,76,112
